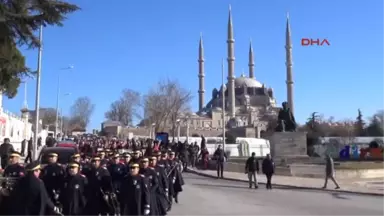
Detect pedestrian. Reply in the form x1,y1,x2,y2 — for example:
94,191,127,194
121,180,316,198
262,154,275,190
213,144,227,178
245,152,259,189
0,138,14,169
24,137,33,163
322,154,340,189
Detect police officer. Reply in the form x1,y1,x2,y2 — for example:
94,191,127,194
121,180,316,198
108,153,125,194
139,158,160,215
8,161,60,215
40,152,65,204
122,152,132,167
120,163,151,215
130,150,141,165
60,162,87,215
3,151,25,178
84,156,114,215
168,152,184,204
149,156,169,215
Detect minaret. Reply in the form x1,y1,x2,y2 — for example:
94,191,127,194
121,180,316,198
198,33,205,111
248,39,255,79
21,81,29,141
227,5,236,118
285,13,294,114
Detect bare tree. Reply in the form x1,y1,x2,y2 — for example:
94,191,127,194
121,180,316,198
105,89,141,126
143,79,193,133
70,96,95,129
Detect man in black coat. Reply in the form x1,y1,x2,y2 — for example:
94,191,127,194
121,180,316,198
262,154,275,190
245,152,259,189
213,145,227,178
0,138,14,169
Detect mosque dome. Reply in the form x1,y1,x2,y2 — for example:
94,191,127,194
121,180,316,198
229,73,263,88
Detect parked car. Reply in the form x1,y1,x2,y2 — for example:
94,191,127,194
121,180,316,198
38,147,78,165
56,141,78,150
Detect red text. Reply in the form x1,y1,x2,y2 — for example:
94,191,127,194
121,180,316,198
301,38,330,46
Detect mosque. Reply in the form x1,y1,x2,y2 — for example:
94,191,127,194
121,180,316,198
188,7,295,137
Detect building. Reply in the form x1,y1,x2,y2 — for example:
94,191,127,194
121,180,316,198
0,90,41,152
192,8,294,137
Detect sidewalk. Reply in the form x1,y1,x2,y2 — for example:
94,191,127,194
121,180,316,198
187,168,384,196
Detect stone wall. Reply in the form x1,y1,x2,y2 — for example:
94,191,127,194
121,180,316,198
0,109,32,143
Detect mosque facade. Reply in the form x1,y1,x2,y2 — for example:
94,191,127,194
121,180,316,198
188,8,295,135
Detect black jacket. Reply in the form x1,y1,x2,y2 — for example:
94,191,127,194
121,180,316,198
245,156,259,172
0,143,14,158
262,158,275,175
213,149,227,162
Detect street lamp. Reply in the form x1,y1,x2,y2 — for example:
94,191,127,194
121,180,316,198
60,93,71,138
32,25,43,160
151,123,156,139
55,66,74,137
176,119,181,142
186,116,190,144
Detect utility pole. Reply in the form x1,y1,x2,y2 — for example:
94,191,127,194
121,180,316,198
33,25,43,160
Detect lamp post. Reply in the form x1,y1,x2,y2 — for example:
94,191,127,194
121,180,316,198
151,123,156,139
221,58,226,151
32,25,43,161
60,93,71,139
55,65,74,138
176,119,181,142
186,117,190,144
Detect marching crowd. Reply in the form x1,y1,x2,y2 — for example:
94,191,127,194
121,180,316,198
0,136,186,215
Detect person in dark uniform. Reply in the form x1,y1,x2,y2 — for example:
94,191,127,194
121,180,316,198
40,152,65,203
149,156,169,215
120,163,151,215
3,151,25,178
261,154,275,190
107,153,125,194
8,161,60,215
0,138,14,169
139,158,160,215
60,162,87,215
245,152,259,189
122,152,132,168
130,150,141,165
0,151,25,215
84,156,114,215
213,144,227,179
168,152,183,204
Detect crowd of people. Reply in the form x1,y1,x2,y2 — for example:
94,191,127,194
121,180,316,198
0,136,188,215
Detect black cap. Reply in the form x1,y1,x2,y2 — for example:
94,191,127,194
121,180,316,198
68,161,80,168
10,151,21,157
122,153,131,157
25,161,41,171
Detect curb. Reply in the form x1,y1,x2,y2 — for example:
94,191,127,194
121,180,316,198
186,168,384,197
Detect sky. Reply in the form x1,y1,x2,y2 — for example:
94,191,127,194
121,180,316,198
3,0,384,131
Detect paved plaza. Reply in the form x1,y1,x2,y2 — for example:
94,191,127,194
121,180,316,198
170,173,384,215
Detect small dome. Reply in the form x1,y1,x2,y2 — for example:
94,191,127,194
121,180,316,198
228,76,263,88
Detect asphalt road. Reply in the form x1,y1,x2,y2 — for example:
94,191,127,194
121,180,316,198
169,173,384,215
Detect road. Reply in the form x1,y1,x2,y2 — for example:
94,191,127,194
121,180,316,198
170,173,384,215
